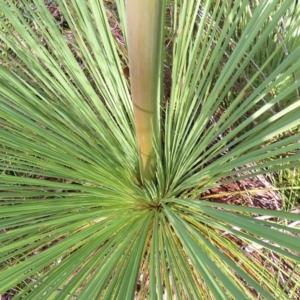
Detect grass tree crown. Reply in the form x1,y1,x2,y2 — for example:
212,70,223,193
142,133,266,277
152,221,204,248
0,0,300,299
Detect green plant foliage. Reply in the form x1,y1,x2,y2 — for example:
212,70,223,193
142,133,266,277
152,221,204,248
0,0,300,299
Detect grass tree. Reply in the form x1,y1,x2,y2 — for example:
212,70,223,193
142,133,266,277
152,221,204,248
0,0,300,299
